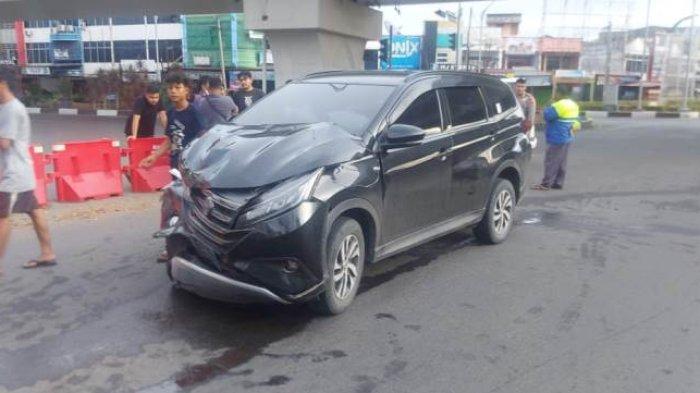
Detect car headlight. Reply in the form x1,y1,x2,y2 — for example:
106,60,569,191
242,169,323,224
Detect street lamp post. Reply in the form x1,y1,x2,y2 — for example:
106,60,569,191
478,0,496,73
682,0,697,111
456,3,463,69
638,0,652,110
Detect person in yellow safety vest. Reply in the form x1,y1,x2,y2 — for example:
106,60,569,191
532,98,581,191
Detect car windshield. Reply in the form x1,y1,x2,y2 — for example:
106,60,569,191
233,82,396,136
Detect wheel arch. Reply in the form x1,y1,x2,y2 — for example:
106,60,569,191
492,160,523,202
328,198,380,264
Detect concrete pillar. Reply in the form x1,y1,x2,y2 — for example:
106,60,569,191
243,0,381,86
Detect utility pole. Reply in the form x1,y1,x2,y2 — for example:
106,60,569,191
262,35,268,93
154,15,161,81
144,15,150,62
456,3,463,69
478,0,496,73
388,24,394,70
216,16,227,88
638,0,651,110
682,0,697,111
603,21,613,109
108,17,115,70
466,7,473,71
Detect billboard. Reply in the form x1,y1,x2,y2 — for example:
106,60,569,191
382,35,422,70
504,37,537,55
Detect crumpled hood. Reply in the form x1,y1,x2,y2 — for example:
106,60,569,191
180,122,367,189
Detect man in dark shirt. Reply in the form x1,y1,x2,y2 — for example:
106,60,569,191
125,83,166,138
198,77,238,129
139,72,203,169
230,71,265,112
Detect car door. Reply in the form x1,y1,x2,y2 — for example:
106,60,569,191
442,85,493,216
379,88,453,243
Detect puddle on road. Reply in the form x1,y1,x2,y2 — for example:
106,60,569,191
518,210,564,226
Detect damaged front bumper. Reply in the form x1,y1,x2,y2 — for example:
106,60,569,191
166,200,328,304
170,256,291,304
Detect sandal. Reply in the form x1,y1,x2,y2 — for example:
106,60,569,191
531,184,550,191
23,259,58,269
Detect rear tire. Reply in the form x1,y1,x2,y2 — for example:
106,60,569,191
311,217,365,315
474,179,516,245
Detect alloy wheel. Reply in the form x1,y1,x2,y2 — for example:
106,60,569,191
493,189,513,234
332,234,361,300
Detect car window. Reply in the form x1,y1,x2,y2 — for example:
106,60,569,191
234,83,396,136
444,87,487,127
394,90,443,135
482,83,517,117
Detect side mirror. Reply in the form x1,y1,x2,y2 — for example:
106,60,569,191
383,124,426,150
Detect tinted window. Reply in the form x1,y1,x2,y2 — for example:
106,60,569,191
483,83,517,117
444,87,487,127
234,83,395,136
395,91,442,134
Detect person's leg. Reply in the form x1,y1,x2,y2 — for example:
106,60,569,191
553,143,570,188
28,207,56,262
0,192,14,276
540,144,560,187
0,218,11,276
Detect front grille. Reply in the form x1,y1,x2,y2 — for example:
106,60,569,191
185,188,252,260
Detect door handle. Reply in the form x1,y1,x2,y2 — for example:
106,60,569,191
438,147,449,161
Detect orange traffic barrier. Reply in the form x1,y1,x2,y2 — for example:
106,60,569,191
51,139,123,202
29,145,50,206
124,137,171,192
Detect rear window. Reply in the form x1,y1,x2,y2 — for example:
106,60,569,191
443,87,487,127
482,83,517,117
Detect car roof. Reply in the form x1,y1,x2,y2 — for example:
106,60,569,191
300,70,504,86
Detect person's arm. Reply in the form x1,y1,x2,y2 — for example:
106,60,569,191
158,111,167,129
226,96,239,118
527,96,537,123
130,98,146,138
131,114,141,138
0,112,17,150
543,106,558,122
139,138,171,168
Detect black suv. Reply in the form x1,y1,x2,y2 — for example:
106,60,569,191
166,71,531,314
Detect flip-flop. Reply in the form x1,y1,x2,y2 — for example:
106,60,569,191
531,184,550,191
23,259,58,269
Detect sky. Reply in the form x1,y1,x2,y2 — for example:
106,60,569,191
378,0,697,40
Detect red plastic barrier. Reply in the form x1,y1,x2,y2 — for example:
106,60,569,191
124,137,171,192
51,139,123,202
29,145,49,206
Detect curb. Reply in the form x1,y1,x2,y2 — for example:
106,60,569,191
631,111,656,119
97,109,120,117
58,108,79,116
581,110,699,119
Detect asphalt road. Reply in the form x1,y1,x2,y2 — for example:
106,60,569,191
30,114,149,147
1,118,700,393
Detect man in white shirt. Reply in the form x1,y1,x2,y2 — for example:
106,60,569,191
0,67,56,277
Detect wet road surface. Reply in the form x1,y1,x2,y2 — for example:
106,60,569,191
1,118,700,392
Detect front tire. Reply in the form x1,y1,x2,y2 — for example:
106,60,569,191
474,179,516,245
312,217,365,315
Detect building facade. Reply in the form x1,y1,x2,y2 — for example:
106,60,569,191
0,13,270,79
